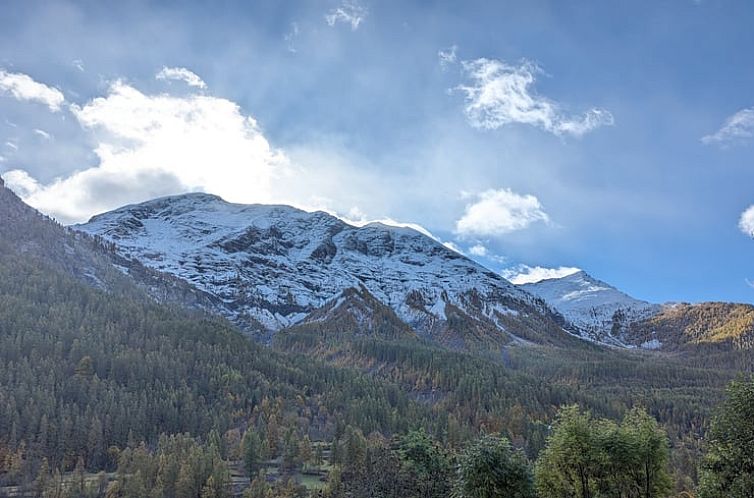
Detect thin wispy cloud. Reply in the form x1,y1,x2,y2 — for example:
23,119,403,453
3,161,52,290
438,45,458,70
455,188,550,237
0,70,65,111
702,108,754,147
155,66,207,89
325,1,368,30
284,22,300,53
455,58,613,137
501,264,581,285
33,128,51,140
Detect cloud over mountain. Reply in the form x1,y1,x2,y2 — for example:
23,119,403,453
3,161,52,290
455,58,613,137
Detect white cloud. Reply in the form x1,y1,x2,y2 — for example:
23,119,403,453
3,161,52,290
455,58,613,137
33,128,52,140
156,66,207,89
455,188,549,237
5,141,18,150
438,45,458,70
468,243,487,256
501,264,581,285
325,1,368,30
0,70,65,111
739,205,754,237
702,108,754,147
7,80,288,223
3,169,39,197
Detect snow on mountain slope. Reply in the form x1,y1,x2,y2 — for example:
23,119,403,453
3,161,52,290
77,193,572,349
520,271,660,346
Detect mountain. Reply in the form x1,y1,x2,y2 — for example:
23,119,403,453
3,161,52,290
2,176,751,494
520,271,660,346
77,193,576,350
0,175,438,480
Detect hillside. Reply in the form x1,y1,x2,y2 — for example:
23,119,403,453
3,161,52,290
626,302,754,350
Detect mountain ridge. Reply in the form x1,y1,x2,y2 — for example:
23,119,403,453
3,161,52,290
77,192,577,350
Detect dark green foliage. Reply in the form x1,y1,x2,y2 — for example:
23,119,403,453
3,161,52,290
454,433,534,498
0,251,435,484
535,405,671,498
698,376,754,498
398,429,453,498
325,435,414,498
242,430,263,476
110,433,230,498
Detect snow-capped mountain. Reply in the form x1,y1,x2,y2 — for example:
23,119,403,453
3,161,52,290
520,271,661,346
78,193,574,350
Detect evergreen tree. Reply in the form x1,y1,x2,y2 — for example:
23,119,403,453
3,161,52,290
699,377,754,498
454,433,534,498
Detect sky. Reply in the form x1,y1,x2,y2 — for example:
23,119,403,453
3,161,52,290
0,0,753,304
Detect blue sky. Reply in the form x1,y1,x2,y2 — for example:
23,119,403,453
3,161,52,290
0,0,753,303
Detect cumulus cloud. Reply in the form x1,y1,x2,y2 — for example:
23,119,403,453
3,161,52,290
438,45,458,70
455,58,613,137
3,169,41,197
501,264,581,285
455,188,550,237
156,66,207,89
739,205,754,237
7,80,288,223
325,1,368,30
0,70,65,111
702,108,754,147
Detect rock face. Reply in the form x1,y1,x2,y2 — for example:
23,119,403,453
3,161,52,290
78,193,575,349
520,271,660,346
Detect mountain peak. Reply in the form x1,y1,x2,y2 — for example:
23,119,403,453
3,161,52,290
521,271,659,345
